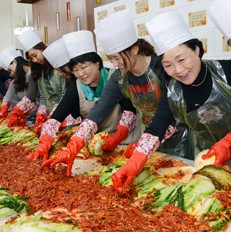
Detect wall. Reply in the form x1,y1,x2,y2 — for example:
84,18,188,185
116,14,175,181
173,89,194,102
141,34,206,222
30,0,116,45
0,0,33,51
0,0,14,50
94,0,231,68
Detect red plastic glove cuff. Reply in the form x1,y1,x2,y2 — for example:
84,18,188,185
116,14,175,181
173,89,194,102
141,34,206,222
112,151,148,194
34,114,47,128
202,132,231,165
102,125,129,151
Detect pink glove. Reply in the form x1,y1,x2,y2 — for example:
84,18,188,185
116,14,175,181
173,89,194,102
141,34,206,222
202,132,231,165
112,133,160,194
42,136,85,176
59,115,82,131
112,151,148,194
26,134,54,161
102,111,136,151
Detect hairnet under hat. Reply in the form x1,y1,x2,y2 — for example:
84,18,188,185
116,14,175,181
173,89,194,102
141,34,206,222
17,29,42,52
145,11,194,55
43,38,69,68
0,46,22,70
94,9,138,55
63,30,96,59
207,0,231,39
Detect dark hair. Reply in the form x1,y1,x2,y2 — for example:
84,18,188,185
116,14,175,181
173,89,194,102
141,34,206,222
13,56,29,92
26,42,53,81
182,38,204,58
118,38,156,70
59,62,72,75
159,38,204,62
59,63,75,86
70,52,103,70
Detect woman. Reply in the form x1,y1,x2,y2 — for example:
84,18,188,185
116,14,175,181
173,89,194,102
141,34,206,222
27,30,137,162
14,29,66,130
112,11,231,194
42,10,178,177
0,46,37,126
32,38,76,136
0,67,12,101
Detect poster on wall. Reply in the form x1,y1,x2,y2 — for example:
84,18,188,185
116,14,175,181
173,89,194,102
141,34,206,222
114,4,126,12
135,0,149,14
97,9,108,22
160,0,175,8
188,10,206,28
222,36,231,53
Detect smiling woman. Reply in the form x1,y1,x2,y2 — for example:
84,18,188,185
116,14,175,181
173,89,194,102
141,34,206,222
72,62,92,75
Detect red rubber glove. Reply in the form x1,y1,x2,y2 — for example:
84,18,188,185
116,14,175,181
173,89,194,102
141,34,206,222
123,143,137,158
0,104,9,118
7,106,26,127
26,134,54,161
202,132,231,165
34,113,47,128
112,151,148,194
34,114,48,136
102,125,129,151
42,136,85,177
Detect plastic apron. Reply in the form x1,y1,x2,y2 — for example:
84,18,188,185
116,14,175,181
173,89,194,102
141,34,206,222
167,60,231,159
38,69,65,112
118,67,162,132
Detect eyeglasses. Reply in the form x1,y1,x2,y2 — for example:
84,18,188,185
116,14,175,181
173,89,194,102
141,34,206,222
72,62,92,75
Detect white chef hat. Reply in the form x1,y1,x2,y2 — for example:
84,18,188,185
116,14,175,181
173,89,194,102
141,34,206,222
145,11,194,55
63,30,96,59
43,38,69,68
207,0,231,39
0,46,22,70
17,29,42,52
94,9,138,55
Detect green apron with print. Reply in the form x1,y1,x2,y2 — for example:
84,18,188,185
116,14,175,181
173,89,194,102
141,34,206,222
167,60,231,159
38,69,64,112
118,67,162,132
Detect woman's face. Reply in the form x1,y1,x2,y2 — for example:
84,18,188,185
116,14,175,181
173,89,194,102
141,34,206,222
8,60,17,77
27,48,44,65
161,44,201,85
56,66,72,80
107,53,125,70
72,61,100,87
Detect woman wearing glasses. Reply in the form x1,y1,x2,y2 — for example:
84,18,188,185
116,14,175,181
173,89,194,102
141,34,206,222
27,30,139,162
42,10,181,177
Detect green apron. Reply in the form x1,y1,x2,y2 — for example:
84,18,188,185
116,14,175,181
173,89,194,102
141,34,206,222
168,60,231,158
118,67,162,132
38,69,65,112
